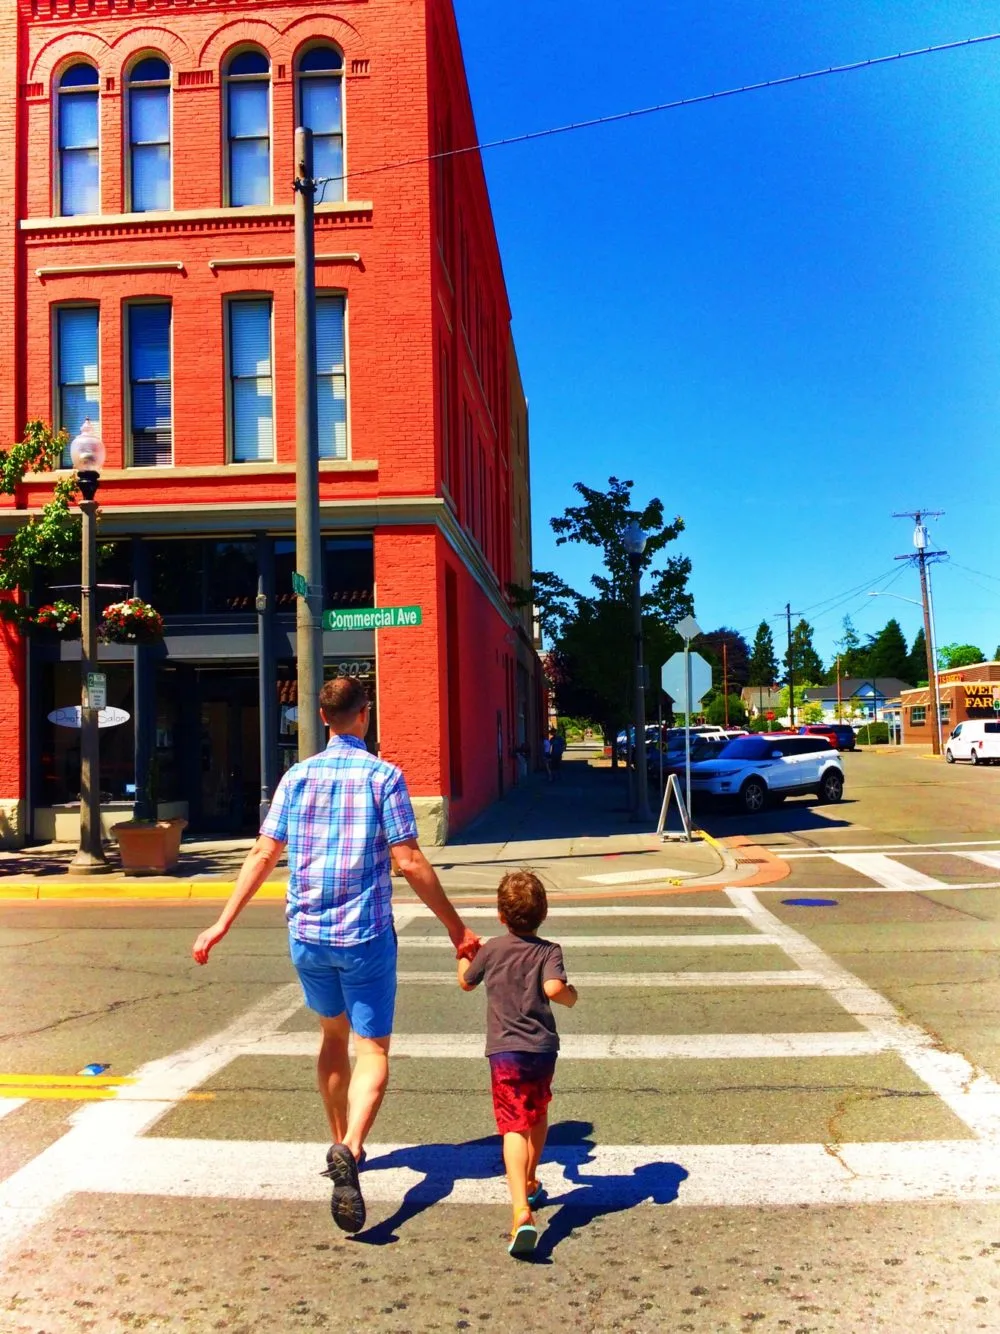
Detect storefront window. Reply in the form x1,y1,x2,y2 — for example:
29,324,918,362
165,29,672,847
273,534,373,612
910,706,926,725
37,662,135,805
206,541,257,613
37,542,132,614
149,540,205,614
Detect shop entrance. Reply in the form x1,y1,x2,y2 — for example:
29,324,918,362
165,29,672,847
198,673,260,833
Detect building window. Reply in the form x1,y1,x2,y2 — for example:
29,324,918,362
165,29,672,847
225,49,270,206
910,705,926,725
127,56,171,212
55,306,99,466
57,63,99,216
297,46,344,201
127,303,172,467
315,295,347,459
228,298,274,462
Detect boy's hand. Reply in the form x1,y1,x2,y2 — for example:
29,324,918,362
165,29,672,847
452,927,482,961
192,921,227,965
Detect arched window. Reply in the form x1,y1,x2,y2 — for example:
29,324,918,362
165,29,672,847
127,56,171,212
57,62,100,216
296,46,344,201
225,49,271,206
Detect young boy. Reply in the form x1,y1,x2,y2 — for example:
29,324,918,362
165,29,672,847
457,870,578,1257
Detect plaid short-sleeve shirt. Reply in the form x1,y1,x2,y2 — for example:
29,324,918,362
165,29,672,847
260,734,418,946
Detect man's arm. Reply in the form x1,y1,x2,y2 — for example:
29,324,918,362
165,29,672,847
191,835,286,964
391,838,480,959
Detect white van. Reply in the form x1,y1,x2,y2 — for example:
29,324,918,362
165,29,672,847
945,720,1000,765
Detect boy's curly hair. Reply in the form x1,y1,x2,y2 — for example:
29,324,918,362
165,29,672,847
497,870,548,935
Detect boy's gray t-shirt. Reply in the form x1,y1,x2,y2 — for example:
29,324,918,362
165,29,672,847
463,932,567,1056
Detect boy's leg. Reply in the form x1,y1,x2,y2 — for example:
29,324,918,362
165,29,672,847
317,1013,351,1142
503,1131,531,1215
526,1113,548,1187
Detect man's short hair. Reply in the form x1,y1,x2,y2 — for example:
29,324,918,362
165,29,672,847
497,870,548,935
319,676,369,723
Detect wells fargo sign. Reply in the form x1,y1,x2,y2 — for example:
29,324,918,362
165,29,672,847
964,683,1000,715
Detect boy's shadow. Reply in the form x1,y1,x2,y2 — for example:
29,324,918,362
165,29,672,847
353,1120,688,1260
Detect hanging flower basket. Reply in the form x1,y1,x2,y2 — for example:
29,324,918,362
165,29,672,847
32,601,82,639
98,598,164,645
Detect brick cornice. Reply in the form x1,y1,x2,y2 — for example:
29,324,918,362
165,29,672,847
20,201,373,241
21,0,369,23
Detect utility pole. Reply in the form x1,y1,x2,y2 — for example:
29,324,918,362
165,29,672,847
722,640,729,726
782,603,801,727
893,509,946,756
294,126,324,761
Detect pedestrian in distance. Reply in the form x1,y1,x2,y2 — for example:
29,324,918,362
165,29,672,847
549,728,566,778
542,732,554,782
192,676,481,1235
457,870,578,1257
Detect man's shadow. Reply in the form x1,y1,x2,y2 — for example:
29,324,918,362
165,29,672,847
353,1120,688,1260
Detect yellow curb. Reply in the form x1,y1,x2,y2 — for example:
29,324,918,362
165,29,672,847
0,881,289,902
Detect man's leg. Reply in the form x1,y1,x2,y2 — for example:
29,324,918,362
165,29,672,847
342,1033,391,1160
317,1013,351,1143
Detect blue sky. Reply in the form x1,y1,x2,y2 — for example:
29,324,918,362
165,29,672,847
453,0,1000,666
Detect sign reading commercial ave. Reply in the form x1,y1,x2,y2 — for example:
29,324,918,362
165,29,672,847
322,606,423,632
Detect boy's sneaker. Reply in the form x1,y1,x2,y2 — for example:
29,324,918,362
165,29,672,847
321,1144,366,1233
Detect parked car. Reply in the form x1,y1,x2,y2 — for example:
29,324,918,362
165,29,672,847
799,723,857,752
648,736,730,784
945,720,1000,765
687,733,845,813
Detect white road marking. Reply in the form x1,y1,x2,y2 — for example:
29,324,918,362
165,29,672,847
249,1031,891,1061
962,850,1000,871
79,1137,1000,1208
580,868,689,885
397,970,820,988
0,1100,27,1121
757,883,1000,894
781,838,1000,856
826,854,948,889
728,888,1000,1141
399,934,778,949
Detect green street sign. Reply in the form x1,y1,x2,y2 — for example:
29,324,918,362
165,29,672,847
322,605,423,632
291,571,308,596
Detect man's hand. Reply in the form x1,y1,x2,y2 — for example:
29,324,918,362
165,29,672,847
192,921,228,965
452,926,482,961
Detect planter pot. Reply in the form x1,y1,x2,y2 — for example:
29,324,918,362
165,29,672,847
112,817,187,876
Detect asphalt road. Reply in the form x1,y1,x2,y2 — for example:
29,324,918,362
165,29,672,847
1,750,999,1333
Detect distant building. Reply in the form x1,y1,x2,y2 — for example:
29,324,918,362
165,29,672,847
741,685,784,719
800,678,912,724
900,662,1000,744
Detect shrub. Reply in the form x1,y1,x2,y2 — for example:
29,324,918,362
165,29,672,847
856,721,889,745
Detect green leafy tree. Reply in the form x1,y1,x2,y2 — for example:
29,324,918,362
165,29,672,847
866,618,910,681
704,694,748,727
747,620,779,686
777,682,812,719
0,421,80,628
831,616,871,680
800,700,826,724
518,477,693,752
784,619,824,686
937,643,985,669
907,627,929,685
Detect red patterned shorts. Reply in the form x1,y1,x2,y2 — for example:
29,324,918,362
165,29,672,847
488,1051,557,1134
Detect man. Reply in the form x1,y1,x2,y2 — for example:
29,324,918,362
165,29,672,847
192,676,480,1234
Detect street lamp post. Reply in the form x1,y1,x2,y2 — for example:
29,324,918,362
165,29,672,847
68,421,110,874
624,520,653,823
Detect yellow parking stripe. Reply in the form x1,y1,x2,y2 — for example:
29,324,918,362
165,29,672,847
0,1073,134,1087
0,1087,214,1102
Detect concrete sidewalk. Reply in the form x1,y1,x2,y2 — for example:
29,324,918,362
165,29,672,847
0,753,783,899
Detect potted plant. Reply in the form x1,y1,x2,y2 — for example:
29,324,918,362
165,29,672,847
32,600,82,638
98,597,164,645
112,756,187,875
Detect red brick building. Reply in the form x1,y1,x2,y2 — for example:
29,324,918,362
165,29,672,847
0,0,543,846
898,662,1000,745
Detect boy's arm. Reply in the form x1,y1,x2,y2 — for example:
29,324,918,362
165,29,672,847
543,978,578,1008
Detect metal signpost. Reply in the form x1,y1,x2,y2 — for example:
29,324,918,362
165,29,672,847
659,616,709,838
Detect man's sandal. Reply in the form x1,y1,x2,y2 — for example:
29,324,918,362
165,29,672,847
321,1144,366,1233
507,1208,538,1258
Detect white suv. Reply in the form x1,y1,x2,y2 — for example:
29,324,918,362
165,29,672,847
688,734,845,814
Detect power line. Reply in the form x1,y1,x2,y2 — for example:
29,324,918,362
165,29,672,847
312,32,1000,190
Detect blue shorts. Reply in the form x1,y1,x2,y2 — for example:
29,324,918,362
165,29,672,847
289,927,398,1039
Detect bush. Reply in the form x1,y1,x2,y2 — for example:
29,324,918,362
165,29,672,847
856,721,889,745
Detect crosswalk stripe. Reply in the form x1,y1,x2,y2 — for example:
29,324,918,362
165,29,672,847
962,850,1000,871
397,970,820,988
78,1137,1000,1208
400,905,747,918
827,853,948,889
248,1031,892,1060
399,934,776,949
780,838,1000,856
